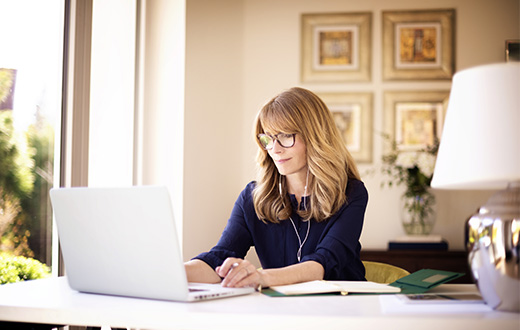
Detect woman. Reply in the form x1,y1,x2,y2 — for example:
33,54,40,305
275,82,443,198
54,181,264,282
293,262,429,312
184,87,368,289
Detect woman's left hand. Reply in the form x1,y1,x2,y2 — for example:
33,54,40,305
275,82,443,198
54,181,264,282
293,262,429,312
215,258,263,289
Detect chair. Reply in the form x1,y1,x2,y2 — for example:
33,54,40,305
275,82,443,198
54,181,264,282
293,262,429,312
362,261,410,284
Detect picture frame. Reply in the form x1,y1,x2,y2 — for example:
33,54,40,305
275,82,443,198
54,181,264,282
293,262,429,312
383,91,449,152
0,68,17,110
506,40,520,62
382,9,455,80
318,92,373,163
301,12,372,82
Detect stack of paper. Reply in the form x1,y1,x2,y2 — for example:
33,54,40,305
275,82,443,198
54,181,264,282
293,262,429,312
393,235,445,242
380,294,491,314
389,235,449,250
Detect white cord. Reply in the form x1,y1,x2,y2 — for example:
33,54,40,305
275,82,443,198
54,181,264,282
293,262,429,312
289,216,310,263
280,168,311,262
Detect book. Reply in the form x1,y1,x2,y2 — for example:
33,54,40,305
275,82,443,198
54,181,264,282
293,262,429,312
395,293,484,304
269,280,401,296
380,295,492,314
389,269,465,294
388,240,448,251
392,235,445,242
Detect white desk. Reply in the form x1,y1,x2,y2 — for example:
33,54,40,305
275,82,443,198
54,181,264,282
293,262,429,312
0,277,518,330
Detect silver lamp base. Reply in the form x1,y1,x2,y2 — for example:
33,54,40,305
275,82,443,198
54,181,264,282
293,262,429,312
466,182,520,312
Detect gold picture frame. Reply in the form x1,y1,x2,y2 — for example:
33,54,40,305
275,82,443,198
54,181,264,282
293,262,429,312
319,92,373,163
383,9,455,80
301,12,372,82
506,39,520,62
383,91,449,152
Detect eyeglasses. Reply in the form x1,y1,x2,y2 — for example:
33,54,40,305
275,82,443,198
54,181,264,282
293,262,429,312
257,133,296,150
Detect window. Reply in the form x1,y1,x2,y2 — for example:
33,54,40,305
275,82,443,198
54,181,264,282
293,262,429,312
0,0,65,269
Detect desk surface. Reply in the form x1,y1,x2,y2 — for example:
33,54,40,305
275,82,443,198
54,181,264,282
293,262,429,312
0,277,518,330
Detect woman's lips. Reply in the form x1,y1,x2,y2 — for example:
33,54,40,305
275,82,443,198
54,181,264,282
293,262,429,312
275,158,291,165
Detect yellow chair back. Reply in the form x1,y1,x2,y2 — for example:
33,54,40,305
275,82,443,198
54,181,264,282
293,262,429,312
362,261,410,284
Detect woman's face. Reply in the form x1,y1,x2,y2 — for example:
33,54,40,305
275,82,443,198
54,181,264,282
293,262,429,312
267,133,307,178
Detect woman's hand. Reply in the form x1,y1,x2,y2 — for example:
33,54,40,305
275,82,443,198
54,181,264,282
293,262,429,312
215,258,264,289
215,258,324,289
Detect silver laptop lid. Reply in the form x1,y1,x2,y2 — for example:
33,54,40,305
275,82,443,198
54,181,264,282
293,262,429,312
50,186,191,301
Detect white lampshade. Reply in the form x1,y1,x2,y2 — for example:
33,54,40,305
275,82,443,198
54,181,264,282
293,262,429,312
431,62,520,190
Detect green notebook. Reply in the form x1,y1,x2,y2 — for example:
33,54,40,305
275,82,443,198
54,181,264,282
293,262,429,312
389,269,465,294
261,269,465,297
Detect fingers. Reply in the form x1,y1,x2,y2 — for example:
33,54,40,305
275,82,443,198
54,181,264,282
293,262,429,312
216,258,257,288
215,258,240,278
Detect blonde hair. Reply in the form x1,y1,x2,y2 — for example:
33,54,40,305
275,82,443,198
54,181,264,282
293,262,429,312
253,87,360,223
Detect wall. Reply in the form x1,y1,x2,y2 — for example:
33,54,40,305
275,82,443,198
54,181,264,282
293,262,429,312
141,0,186,245
184,0,520,261
184,0,245,260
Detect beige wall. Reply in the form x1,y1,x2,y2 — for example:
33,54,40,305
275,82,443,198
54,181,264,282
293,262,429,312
183,0,520,261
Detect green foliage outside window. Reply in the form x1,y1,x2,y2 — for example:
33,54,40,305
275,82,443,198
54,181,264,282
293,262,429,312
0,253,50,284
0,111,35,257
0,69,54,263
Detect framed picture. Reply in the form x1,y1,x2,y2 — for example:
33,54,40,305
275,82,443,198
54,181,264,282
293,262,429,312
318,92,373,163
0,68,17,110
301,12,372,82
383,91,449,151
382,9,455,80
506,40,520,62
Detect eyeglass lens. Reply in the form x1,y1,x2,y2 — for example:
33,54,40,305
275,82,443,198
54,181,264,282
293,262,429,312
258,133,295,149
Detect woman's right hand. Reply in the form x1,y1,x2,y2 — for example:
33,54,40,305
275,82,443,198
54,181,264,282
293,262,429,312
216,258,264,289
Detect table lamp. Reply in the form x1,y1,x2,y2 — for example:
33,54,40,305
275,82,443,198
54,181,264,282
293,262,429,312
431,62,520,312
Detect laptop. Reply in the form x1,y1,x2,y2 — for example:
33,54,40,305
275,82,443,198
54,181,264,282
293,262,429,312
49,185,255,302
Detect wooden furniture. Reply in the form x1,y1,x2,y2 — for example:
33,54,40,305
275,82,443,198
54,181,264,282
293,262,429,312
361,249,473,284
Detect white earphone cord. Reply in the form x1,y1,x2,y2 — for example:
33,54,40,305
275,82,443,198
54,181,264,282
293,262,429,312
289,216,310,262
281,168,311,262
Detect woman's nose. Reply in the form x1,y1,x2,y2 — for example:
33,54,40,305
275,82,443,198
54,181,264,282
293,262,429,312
271,139,283,152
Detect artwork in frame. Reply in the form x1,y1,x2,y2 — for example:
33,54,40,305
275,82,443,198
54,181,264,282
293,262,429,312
382,9,455,80
0,68,17,110
506,40,520,62
301,12,372,82
383,91,449,152
318,92,373,163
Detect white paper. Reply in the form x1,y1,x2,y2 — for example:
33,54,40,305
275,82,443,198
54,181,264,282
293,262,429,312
270,280,401,295
270,280,343,295
328,281,401,293
380,294,492,314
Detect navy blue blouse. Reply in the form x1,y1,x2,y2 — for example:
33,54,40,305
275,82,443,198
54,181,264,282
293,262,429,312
194,178,368,281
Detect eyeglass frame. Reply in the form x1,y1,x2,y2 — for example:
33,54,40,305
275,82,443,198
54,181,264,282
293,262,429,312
257,133,296,150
